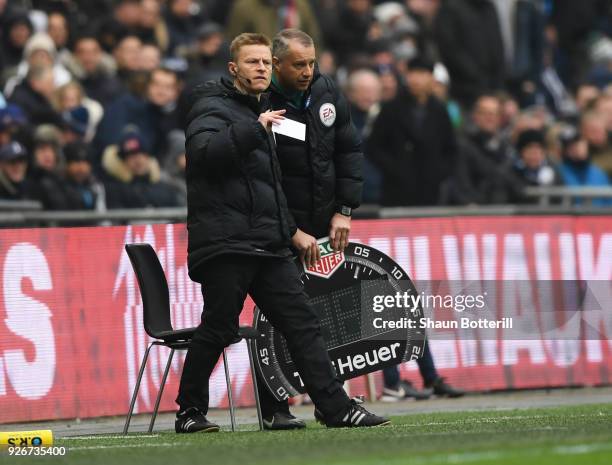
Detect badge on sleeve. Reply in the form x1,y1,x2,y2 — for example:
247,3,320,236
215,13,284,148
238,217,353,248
319,103,336,127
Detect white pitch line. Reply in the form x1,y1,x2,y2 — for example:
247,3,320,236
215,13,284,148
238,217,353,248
401,412,612,427
389,427,567,438
68,442,175,451
63,434,160,441
553,443,612,454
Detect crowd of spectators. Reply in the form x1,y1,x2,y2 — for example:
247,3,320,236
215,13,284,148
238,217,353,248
0,0,611,211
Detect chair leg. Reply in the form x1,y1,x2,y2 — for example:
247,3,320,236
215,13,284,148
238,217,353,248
148,347,175,433
247,339,265,431
222,349,236,432
123,342,154,434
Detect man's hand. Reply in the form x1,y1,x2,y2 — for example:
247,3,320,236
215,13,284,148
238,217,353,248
292,229,320,268
258,109,286,131
329,213,350,251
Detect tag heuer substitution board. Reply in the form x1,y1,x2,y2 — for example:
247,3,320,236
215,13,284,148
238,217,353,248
253,238,426,401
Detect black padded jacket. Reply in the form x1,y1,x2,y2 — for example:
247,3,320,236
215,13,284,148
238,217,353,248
269,72,363,237
184,77,294,275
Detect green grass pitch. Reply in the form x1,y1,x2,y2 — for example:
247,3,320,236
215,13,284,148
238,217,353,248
3,403,612,465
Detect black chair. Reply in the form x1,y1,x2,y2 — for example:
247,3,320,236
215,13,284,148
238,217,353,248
123,243,265,434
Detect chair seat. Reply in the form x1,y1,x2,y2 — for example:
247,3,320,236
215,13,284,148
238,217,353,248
157,326,262,344
157,327,197,342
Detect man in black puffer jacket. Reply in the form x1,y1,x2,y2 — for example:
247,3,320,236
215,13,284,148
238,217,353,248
270,30,363,261
176,32,388,433
257,28,364,430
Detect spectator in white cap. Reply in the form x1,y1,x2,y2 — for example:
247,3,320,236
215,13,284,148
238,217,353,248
4,32,71,97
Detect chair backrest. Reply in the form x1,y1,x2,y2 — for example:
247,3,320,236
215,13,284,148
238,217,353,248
125,243,173,338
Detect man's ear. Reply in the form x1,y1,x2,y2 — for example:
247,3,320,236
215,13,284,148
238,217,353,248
272,56,280,71
228,61,237,77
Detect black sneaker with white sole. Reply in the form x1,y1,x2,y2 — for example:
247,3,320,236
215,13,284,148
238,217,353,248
263,412,306,430
380,380,431,402
314,398,390,428
175,407,220,433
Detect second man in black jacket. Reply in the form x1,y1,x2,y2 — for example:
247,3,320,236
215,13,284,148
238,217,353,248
258,28,365,429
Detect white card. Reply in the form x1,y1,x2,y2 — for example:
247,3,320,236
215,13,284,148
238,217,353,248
272,117,306,141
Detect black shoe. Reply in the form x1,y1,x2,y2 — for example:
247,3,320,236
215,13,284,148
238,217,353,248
425,377,465,398
315,398,390,428
175,407,220,433
380,380,431,402
263,412,306,430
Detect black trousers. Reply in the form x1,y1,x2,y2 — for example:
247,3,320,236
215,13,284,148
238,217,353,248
176,254,349,418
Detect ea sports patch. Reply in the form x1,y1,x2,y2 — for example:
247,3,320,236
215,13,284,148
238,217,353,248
303,237,344,278
319,103,336,127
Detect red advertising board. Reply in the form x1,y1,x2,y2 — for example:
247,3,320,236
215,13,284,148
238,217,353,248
0,216,611,423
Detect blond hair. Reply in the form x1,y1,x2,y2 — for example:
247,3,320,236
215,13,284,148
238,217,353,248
230,33,272,61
